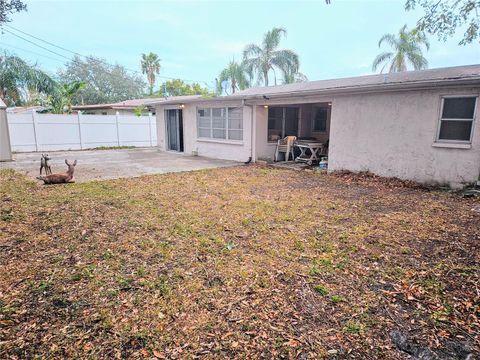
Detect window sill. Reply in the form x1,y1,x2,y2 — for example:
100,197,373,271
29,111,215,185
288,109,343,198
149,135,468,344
432,142,472,149
197,138,244,145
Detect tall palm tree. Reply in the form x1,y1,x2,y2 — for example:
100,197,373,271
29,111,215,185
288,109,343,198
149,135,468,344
140,52,161,95
0,52,56,105
243,27,299,86
372,25,430,73
217,61,249,95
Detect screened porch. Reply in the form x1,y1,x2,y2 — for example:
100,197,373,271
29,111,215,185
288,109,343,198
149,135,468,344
267,102,331,163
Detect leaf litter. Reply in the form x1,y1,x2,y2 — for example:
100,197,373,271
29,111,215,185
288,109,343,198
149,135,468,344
0,166,478,359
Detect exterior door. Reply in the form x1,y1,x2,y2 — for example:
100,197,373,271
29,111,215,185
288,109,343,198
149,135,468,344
166,109,184,152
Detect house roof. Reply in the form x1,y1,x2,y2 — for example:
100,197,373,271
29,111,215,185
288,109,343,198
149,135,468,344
147,64,480,106
236,64,480,96
73,95,202,111
6,106,47,113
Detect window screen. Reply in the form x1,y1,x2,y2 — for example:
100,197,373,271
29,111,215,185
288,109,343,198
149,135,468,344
284,108,299,136
197,107,243,141
228,107,243,140
438,121,473,141
442,98,476,119
437,97,476,142
313,107,328,132
268,107,299,140
197,108,211,138
268,107,283,138
212,108,226,139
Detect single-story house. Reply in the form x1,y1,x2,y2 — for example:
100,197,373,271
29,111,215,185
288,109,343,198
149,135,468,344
73,96,202,115
148,65,480,189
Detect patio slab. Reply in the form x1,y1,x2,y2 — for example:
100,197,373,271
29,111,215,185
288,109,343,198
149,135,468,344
0,148,239,182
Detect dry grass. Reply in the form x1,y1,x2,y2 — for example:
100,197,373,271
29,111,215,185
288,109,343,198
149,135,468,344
0,166,479,359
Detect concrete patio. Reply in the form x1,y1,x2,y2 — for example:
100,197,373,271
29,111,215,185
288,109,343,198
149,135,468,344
0,148,239,182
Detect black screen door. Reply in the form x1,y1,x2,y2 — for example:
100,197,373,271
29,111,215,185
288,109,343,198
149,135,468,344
166,109,184,152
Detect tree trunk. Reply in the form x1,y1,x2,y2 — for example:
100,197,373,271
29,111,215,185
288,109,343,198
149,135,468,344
148,73,155,95
264,71,269,87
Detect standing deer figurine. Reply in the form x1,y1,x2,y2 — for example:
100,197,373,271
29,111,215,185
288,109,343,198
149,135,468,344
40,154,52,175
37,160,77,185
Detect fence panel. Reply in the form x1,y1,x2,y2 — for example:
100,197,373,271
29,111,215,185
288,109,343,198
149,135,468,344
7,113,157,152
8,114,37,152
118,115,156,147
35,114,81,151
80,115,118,148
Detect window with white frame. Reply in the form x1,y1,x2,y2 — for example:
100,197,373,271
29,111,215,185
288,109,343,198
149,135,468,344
437,96,477,142
197,107,243,141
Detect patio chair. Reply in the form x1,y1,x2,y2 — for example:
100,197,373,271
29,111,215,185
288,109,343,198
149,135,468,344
275,136,297,162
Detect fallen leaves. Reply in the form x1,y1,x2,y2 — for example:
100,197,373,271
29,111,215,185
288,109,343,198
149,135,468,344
0,166,479,358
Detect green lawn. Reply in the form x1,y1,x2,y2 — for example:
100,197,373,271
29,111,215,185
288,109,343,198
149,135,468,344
0,166,478,358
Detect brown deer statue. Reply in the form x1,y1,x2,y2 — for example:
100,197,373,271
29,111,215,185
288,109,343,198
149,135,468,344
39,154,52,175
37,159,77,185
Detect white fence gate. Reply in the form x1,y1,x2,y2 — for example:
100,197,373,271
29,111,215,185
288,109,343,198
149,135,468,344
7,112,157,152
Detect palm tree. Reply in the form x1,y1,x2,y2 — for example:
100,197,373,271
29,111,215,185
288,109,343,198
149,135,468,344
283,67,308,84
47,81,85,114
243,27,299,86
372,25,430,73
62,81,85,113
0,52,56,106
47,92,65,114
217,61,249,95
140,52,161,95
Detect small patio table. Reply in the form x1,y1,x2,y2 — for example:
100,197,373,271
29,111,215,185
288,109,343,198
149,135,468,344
294,141,324,165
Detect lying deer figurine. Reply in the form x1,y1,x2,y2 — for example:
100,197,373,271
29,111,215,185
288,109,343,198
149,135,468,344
37,159,77,185
39,154,52,175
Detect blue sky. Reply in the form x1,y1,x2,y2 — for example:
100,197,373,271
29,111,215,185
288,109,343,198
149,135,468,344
2,0,479,92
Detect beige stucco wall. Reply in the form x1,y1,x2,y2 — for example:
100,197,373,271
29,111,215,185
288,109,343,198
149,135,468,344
156,107,167,151
254,105,274,160
328,87,480,188
156,101,252,162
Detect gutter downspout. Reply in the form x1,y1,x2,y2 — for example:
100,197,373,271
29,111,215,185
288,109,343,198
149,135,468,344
242,99,256,163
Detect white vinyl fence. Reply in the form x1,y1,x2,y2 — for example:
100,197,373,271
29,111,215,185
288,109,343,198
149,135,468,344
7,112,157,152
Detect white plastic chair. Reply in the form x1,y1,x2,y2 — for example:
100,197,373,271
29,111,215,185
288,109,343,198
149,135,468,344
275,136,296,162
